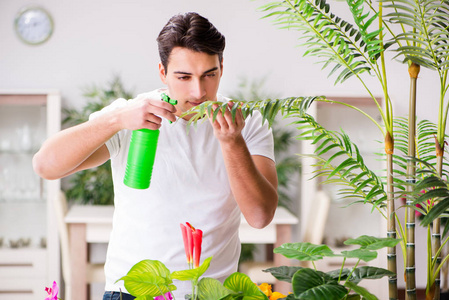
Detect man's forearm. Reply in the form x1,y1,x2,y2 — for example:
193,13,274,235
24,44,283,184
33,112,120,180
220,136,278,229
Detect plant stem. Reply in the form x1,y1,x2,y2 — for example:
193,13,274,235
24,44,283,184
428,225,435,299
338,257,347,282
432,156,444,300
405,62,419,300
386,141,398,300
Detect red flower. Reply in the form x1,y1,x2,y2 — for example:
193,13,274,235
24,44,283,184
192,228,203,268
180,222,203,268
180,223,193,265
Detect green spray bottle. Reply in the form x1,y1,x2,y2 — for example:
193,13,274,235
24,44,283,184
123,93,177,189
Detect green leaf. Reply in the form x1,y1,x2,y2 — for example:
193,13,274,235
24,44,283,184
135,295,156,300
274,243,335,261
126,260,171,278
292,268,348,299
197,277,233,300
262,266,304,283
421,197,449,226
341,249,377,262
344,281,377,300
223,272,269,299
116,260,175,297
343,235,401,250
326,268,352,281
349,266,396,282
119,273,174,297
171,256,212,282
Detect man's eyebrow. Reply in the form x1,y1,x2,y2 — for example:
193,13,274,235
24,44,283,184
173,67,219,75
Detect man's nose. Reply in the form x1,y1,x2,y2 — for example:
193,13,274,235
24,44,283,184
190,78,206,99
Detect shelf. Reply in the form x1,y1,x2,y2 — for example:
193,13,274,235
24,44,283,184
0,90,61,298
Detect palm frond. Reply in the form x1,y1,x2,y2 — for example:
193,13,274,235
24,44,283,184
183,96,324,131
292,113,387,208
260,0,384,84
390,117,449,180
382,0,449,71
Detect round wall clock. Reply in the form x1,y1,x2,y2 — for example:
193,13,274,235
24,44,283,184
14,6,54,45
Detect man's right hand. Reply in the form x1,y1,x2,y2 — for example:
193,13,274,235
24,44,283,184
117,92,177,131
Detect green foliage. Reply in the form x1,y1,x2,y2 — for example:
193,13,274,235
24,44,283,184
259,0,384,84
264,236,398,299
293,113,386,208
389,117,449,190
274,243,335,261
291,268,348,299
382,0,449,70
63,75,134,205
118,257,269,300
171,257,212,285
187,97,386,209
411,174,449,227
117,259,176,298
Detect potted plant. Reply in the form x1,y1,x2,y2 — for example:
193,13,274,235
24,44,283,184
62,75,134,205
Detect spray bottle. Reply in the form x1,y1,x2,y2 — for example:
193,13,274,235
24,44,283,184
123,93,177,189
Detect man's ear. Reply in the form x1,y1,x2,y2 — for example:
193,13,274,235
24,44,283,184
159,63,167,84
220,59,224,77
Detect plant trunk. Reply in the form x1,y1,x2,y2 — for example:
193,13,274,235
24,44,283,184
443,243,449,292
433,153,444,300
406,63,419,300
386,132,398,300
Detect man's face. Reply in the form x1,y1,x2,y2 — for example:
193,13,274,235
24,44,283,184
159,47,223,120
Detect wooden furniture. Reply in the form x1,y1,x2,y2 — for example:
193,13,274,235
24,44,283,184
54,191,105,300
0,90,61,299
64,205,298,300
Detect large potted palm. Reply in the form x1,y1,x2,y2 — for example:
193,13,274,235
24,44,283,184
183,0,449,299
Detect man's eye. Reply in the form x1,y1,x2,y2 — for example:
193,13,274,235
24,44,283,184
205,73,216,78
178,76,190,80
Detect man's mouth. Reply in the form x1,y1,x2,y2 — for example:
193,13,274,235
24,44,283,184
189,101,203,106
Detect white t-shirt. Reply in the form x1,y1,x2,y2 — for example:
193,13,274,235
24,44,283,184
90,90,275,298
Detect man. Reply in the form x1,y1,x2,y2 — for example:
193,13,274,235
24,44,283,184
33,12,278,300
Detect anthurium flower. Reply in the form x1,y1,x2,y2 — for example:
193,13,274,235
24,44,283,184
180,223,193,265
180,222,203,268
192,228,203,268
45,281,59,300
154,291,173,300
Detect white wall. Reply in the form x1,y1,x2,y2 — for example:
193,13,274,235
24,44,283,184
2,0,443,121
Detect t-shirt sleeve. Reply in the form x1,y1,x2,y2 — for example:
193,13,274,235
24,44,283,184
88,98,129,158
242,110,275,162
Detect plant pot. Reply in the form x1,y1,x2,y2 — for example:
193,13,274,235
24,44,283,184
441,291,449,300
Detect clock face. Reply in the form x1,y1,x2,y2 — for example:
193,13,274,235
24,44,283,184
14,6,53,45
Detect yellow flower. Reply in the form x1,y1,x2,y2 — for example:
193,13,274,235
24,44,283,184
257,283,272,297
270,291,287,300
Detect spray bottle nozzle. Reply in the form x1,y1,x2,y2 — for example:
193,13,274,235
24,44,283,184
161,93,177,124
161,93,178,105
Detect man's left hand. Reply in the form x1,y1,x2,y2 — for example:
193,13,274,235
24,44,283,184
208,102,245,143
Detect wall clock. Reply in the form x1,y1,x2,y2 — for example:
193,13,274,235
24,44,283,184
14,6,54,45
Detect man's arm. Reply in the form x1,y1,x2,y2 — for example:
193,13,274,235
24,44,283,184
209,103,278,229
33,93,177,180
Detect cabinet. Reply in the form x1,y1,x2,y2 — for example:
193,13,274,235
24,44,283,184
0,90,61,299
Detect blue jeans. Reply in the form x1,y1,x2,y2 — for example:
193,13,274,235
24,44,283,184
102,291,135,300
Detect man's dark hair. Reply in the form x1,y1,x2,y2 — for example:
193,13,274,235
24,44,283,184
157,12,225,72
